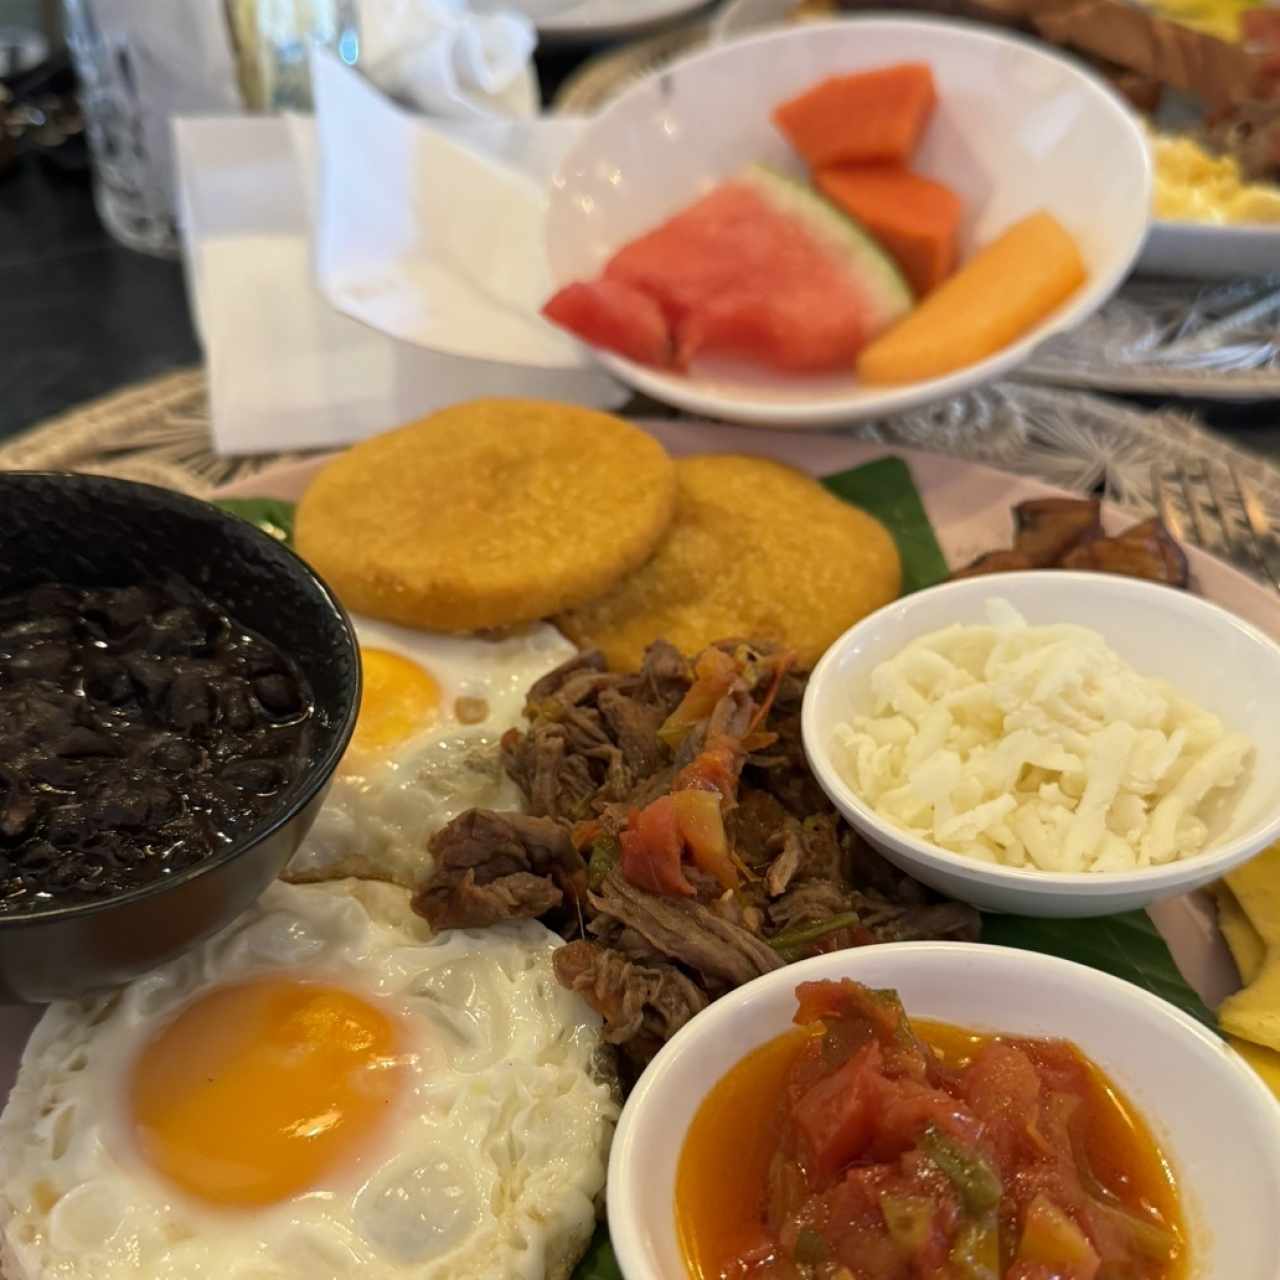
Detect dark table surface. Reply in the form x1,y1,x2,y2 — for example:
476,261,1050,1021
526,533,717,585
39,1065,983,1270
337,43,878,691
1,43,1278,456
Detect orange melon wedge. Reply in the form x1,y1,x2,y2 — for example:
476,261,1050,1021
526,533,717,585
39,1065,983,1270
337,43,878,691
857,211,1087,385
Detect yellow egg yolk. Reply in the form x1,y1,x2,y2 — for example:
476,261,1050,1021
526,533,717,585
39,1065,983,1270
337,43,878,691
129,978,404,1208
349,646,441,756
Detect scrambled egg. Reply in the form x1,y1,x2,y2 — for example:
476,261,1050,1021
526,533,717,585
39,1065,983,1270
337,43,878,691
1151,132,1280,225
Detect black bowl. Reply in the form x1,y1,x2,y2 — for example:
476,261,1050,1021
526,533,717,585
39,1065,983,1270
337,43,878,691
0,472,360,1002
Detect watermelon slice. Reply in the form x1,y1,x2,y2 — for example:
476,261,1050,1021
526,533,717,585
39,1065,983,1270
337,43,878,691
542,279,672,367
541,164,912,373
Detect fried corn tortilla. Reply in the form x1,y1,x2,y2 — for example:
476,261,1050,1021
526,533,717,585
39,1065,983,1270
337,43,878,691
296,400,677,632
1218,844,1280,1052
1215,881,1266,985
558,453,901,670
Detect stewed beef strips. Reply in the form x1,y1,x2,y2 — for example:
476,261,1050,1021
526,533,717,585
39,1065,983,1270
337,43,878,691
0,580,313,910
951,497,1189,587
416,639,979,1066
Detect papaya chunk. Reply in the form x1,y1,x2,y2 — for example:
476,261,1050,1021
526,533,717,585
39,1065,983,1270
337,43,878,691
773,63,937,168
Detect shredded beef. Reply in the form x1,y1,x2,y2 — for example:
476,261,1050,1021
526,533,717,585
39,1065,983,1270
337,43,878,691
597,687,666,775
413,637,985,1063
589,868,783,988
554,940,709,1061
765,821,804,897
413,809,582,929
525,649,607,704
769,880,852,933
636,639,691,713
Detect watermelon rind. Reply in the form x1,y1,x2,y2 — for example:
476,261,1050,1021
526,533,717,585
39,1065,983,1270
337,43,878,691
740,163,915,331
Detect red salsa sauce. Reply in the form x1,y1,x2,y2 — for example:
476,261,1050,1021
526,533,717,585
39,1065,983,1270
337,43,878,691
676,980,1186,1280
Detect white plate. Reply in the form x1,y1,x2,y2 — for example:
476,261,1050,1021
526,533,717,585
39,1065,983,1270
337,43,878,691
537,0,710,42
0,429,1267,1096
713,0,1280,283
1141,218,1280,282
546,17,1151,426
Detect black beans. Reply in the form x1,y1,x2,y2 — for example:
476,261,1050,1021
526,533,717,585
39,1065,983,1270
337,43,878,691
0,579,314,912
0,769,33,839
253,673,303,717
221,759,285,795
83,656,132,705
166,672,216,731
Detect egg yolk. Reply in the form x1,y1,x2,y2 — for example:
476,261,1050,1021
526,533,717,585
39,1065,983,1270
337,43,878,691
349,646,441,756
129,978,404,1208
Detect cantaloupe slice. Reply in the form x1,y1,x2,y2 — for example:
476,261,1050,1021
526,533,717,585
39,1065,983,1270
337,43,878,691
857,211,1086,385
773,63,937,169
815,164,963,295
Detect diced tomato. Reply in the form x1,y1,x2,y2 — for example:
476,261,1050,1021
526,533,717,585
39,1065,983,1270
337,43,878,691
745,651,796,739
658,648,741,749
675,734,743,803
868,1076,984,1161
962,1041,1042,1168
795,979,878,1027
793,981,917,1059
670,788,738,891
1015,1038,1091,1096
792,1042,881,1186
619,796,694,896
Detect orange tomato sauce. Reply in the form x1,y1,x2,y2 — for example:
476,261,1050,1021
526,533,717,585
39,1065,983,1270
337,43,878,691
676,1018,1186,1280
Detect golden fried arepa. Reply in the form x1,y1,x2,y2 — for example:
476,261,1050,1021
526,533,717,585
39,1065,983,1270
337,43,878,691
558,453,901,670
295,400,677,631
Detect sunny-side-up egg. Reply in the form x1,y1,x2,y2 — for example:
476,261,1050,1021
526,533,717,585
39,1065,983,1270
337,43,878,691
0,880,617,1280
285,618,578,887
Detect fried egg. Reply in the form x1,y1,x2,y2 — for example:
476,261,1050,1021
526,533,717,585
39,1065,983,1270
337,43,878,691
285,619,577,888
0,880,616,1280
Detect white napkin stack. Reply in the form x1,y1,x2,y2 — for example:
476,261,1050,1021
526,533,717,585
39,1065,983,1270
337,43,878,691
175,12,619,457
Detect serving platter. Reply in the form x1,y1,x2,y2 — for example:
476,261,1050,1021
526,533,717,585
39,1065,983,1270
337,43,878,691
1,422,1266,1112
1022,275,1280,402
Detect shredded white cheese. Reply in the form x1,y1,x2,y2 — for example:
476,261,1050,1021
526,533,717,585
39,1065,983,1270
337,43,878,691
833,601,1254,873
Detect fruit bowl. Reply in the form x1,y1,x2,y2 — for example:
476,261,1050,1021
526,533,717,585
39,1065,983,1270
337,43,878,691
544,15,1151,427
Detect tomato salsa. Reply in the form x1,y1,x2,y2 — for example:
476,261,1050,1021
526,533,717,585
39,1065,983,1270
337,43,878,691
676,980,1185,1280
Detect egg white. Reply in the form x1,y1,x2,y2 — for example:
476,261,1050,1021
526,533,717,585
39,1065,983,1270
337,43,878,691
286,619,578,888
0,881,616,1280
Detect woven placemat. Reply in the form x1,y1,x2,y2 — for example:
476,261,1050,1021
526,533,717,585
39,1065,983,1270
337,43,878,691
2,367,1279,573
0,370,318,496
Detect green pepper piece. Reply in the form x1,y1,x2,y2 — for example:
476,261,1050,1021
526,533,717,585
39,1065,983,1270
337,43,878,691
880,1192,934,1252
587,836,620,891
920,1128,1002,1216
793,1226,829,1265
767,912,864,962
948,1215,1000,1280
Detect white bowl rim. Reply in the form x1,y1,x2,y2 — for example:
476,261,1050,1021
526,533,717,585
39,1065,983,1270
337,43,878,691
607,939,1280,1279
800,569,1280,893
547,13,1153,426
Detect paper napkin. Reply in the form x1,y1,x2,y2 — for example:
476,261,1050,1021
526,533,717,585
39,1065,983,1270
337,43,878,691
309,49,592,368
174,114,623,456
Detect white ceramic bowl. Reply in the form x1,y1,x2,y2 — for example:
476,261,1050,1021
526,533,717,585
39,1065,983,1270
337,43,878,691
609,942,1280,1280
545,16,1151,427
800,571,1280,917
711,0,1280,285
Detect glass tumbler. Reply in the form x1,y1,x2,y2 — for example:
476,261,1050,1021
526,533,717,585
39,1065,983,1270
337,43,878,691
63,0,358,257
